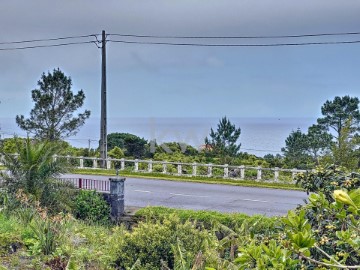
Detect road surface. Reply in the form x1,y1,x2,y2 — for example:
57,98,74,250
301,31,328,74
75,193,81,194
62,174,308,216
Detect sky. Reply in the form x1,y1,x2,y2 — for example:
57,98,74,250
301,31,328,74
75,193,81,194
0,1,360,146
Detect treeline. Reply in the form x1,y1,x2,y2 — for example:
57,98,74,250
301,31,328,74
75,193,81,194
2,68,359,171
2,95,360,171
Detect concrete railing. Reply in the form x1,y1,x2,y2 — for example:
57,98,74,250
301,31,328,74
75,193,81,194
52,155,306,183
0,154,306,183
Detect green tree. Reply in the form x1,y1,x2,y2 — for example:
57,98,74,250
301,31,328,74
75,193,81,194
155,141,198,156
108,146,124,159
107,133,147,158
317,95,360,146
263,154,284,168
281,129,311,169
331,119,360,169
205,117,241,164
16,68,91,141
0,137,23,154
306,124,333,164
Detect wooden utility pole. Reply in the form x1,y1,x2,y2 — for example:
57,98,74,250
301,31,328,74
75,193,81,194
99,30,107,168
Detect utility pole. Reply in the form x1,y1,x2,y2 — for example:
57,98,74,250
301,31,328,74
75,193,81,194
99,30,107,168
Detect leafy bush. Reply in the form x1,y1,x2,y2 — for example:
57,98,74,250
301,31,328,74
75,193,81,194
295,164,360,200
74,190,110,224
136,206,278,234
280,189,360,268
115,214,217,270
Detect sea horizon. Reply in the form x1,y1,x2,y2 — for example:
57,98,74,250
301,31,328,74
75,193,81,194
0,116,317,157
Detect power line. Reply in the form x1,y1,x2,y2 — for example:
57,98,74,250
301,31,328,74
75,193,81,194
108,39,360,47
0,41,96,51
1,32,360,51
109,31,360,39
0,34,97,45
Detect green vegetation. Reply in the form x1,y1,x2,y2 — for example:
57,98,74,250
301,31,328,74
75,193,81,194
15,68,91,141
1,74,360,268
74,190,110,224
2,170,360,268
107,132,148,158
136,206,277,233
204,116,241,164
1,138,75,213
1,137,360,269
282,95,360,170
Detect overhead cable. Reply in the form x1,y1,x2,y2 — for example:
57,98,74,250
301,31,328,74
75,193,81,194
0,41,96,51
108,39,360,47
0,34,97,45
109,31,360,39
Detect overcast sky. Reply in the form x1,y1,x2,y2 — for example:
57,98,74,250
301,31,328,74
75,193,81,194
1,0,360,123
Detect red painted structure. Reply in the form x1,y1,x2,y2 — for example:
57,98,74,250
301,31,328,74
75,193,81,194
59,178,110,193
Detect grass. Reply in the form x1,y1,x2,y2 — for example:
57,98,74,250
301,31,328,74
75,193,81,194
71,168,303,191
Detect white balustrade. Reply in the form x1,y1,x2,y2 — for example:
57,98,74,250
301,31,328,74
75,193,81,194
177,164,182,175
148,160,153,172
240,165,245,180
274,167,279,182
52,155,307,183
207,164,212,177
120,158,125,170
192,163,197,176
224,164,229,178
134,159,139,172
257,166,262,180
106,159,111,169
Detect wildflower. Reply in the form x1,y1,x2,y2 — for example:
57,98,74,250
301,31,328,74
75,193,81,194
319,236,329,245
344,179,352,187
325,224,336,230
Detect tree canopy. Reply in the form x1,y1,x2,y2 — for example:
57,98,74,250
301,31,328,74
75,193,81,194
317,95,360,142
204,117,241,164
16,68,91,141
281,129,310,169
306,124,333,163
107,133,147,158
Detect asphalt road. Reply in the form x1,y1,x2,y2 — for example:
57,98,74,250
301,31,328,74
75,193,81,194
62,174,308,216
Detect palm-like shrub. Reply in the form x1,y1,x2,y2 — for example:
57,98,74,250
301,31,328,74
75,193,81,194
1,138,75,212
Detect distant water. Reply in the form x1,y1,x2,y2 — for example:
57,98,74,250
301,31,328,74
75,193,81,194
0,117,316,157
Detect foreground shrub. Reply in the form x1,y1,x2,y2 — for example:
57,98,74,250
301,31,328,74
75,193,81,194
0,213,22,256
0,138,75,213
290,190,360,268
295,164,360,200
73,190,110,224
115,214,217,270
136,206,278,234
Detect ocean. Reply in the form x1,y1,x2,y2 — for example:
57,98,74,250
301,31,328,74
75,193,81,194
0,117,316,157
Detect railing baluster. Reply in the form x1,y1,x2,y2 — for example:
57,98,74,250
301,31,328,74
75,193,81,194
257,166,262,181
224,164,229,178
